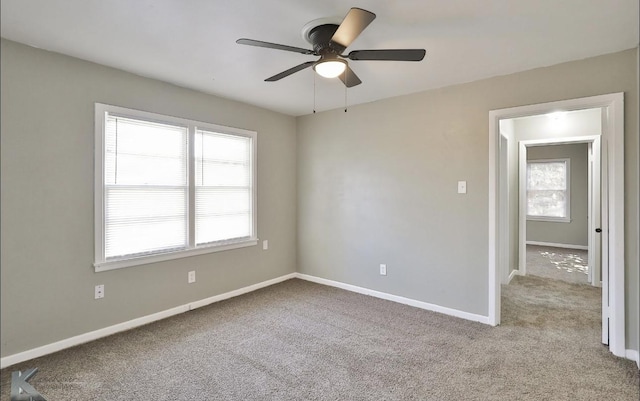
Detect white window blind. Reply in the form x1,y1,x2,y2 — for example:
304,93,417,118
104,115,188,259
526,159,570,220
195,129,253,245
95,104,258,271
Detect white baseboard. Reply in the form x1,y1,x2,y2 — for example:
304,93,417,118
295,274,639,364
625,349,639,366
4,270,628,369
0,272,297,369
525,241,588,250
294,273,490,325
508,269,520,284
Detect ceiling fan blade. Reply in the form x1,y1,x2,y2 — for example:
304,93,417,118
236,38,314,55
338,65,362,88
347,49,426,61
330,8,376,49
265,61,316,82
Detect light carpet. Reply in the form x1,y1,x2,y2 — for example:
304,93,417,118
1,277,638,400
526,245,589,284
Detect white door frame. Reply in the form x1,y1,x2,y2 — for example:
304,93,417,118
488,92,625,358
587,139,603,287
499,134,510,284
517,136,600,284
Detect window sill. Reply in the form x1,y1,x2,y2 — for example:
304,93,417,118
526,216,571,223
94,238,258,272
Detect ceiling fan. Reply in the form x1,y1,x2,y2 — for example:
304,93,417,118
237,7,426,88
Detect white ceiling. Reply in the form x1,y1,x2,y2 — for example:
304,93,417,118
1,1,638,116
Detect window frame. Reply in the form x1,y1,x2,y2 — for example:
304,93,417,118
525,158,571,223
94,103,257,272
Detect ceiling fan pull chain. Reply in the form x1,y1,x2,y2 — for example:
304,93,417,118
344,72,348,112
313,72,316,114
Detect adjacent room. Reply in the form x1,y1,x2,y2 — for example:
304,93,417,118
1,1,639,400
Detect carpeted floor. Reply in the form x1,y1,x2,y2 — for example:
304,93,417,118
1,277,638,400
526,245,589,284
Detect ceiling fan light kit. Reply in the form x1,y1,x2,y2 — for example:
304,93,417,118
313,58,346,78
237,7,426,87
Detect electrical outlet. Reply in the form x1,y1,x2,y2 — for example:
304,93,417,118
188,271,196,284
380,264,387,276
262,240,268,250
95,284,104,299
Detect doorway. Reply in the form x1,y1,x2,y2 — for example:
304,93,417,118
517,135,600,288
488,93,625,358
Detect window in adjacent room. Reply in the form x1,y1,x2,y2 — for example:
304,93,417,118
526,158,570,222
94,103,257,271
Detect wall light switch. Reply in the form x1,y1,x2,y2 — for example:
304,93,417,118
380,264,387,276
457,181,467,194
262,240,268,250
188,271,196,284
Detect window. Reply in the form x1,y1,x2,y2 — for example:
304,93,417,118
526,158,570,222
95,104,257,271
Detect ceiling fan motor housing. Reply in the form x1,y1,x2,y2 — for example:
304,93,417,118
308,24,345,55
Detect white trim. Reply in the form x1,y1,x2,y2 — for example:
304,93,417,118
94,106,106,269
600,122,610,344
605,94,625,357
518,144,528,276
587,138,602,287
625,349,639,366
3,269,630,369
489,93,625,358
526,216,572,223
94,103,258,272
508,269,520,284
498,134,511,285
488,114,499,326
295,273,491,325
94,239,258,272
519,138,598,276
0,273,296,369
525,241,588,250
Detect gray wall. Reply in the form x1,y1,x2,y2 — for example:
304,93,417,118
1,38,638,359
0,39,298,357
297,48,638,350
526,144,589,247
